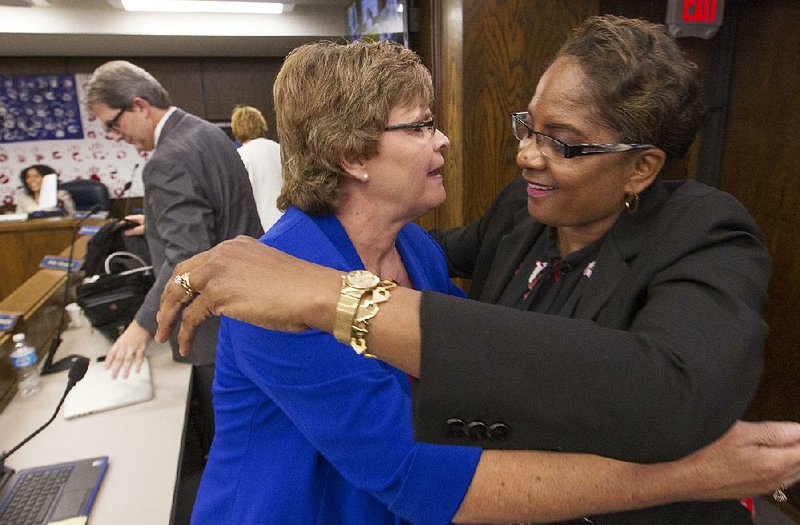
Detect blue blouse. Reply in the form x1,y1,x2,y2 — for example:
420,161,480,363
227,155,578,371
192,207,482,524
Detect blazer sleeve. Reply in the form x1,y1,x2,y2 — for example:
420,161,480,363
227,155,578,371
414,188,770,463
134,157,216,334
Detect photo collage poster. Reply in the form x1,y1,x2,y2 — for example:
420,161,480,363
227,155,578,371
0,73,147,209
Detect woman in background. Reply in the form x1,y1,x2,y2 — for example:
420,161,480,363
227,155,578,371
16,164,75,215
231,105,283,231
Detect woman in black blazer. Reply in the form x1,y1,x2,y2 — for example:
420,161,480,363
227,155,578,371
157,15,796,524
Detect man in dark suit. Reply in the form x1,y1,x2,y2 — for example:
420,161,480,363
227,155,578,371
86,61,263,456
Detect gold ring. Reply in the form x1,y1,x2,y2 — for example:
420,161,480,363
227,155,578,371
173,272,197,297
773,485,788,503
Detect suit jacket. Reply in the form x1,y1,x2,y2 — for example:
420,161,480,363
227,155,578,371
135,109,263,365
414,178,769,524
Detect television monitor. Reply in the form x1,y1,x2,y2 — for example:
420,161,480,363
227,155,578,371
347,0,408,47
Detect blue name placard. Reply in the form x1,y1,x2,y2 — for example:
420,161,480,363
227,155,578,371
0,313,20,332
40,256,83,272
79,225,101,236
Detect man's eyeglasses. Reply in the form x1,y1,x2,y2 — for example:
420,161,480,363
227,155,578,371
510,111,654,159
384,116,436,138
104,108,127,133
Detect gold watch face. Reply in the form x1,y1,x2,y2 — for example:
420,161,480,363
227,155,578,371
345,270,380,289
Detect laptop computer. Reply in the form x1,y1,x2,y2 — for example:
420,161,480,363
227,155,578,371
0,455,108,524
62,357,154,420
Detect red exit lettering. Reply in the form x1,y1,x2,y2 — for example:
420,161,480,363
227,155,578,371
682,0,717,23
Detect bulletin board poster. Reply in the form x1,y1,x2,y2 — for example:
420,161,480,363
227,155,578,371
0,73,147,209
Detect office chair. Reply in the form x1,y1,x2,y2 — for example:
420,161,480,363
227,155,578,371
61,179,112,212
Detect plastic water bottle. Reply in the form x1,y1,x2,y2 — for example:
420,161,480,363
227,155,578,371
10,333,41,398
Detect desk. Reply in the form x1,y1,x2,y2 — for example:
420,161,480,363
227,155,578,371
0,234,93,411
0,217,79,301
0,325,192,524
0,217,108,302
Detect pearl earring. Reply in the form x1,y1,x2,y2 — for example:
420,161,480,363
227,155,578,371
362,172,369,182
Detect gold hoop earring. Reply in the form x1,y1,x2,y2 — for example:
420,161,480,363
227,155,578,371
624,193,640,214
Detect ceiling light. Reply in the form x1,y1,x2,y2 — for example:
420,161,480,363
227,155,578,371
121,0,288,14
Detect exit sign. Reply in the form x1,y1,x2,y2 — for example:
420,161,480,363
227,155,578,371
667,0,725,39
682,0,718,23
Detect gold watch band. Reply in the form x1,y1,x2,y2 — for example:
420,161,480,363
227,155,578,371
333,285,367,343
332,271,396,356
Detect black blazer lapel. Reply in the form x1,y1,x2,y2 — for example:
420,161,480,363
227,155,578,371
479,210,545,304
573,231,630,319
574,181,668,319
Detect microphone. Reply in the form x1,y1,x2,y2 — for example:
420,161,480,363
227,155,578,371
41,205,102,375
0,357,90,472
68,355,90,387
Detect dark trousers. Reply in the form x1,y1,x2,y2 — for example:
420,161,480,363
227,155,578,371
173,363,215,525
190,363,215,459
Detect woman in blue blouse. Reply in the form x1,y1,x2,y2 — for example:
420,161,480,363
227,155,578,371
191,40,480,524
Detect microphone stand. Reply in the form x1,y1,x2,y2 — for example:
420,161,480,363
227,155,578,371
0,357,90,473
41,205,102,375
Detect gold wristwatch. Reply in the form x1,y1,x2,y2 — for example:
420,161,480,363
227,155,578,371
333,270,396,356
333,270,381,344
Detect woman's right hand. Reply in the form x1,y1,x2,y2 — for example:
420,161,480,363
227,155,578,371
156,236,341,356
680,420,800,500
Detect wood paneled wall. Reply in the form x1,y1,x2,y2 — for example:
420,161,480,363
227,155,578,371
721,1,800,431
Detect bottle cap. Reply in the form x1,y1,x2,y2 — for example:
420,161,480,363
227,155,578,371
12,333,25,343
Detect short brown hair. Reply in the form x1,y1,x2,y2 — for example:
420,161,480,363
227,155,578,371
274,40,434,215
557,15,705,159
231,105,268,143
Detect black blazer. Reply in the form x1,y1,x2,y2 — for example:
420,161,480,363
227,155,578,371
413,178,770,524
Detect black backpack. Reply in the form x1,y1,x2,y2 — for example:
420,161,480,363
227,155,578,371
82,220,151,276
77,221,154,339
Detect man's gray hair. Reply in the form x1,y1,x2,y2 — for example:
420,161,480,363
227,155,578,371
85,60,171,110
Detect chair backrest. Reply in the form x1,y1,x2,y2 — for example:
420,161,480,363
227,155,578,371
61,179,111,212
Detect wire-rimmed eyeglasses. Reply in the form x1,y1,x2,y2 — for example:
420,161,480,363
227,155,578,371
384,116,436,138
510,111,655,159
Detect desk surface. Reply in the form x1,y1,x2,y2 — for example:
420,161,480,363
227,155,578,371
0,325,192,524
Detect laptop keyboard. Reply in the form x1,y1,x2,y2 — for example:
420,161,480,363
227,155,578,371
0,465,73,525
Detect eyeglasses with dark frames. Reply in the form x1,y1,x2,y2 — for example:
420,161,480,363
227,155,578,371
510,111,654,159
384,116,436,138
104,108,127,133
